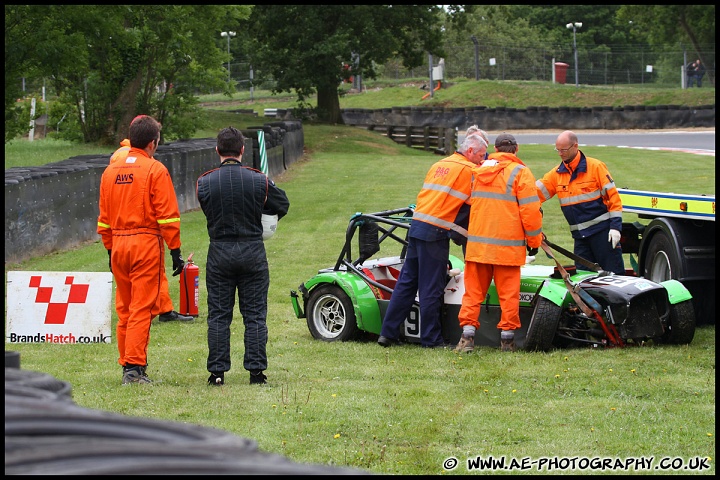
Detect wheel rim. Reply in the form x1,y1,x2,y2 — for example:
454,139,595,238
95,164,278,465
648,250,672,282
311,293,347,339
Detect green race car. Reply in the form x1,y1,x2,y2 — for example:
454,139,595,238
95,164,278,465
290,206,695,350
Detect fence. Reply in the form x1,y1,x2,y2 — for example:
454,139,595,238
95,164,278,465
378,42,715,88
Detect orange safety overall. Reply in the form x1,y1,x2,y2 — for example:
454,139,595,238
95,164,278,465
458,152,543,332
110,140,173,316
98,147,181,368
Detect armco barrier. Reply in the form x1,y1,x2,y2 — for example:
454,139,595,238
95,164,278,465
367,125,456,155
5,121,304,264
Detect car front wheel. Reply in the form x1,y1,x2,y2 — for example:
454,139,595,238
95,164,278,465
524,297,562,352
662,299,695,345
306,285,358,341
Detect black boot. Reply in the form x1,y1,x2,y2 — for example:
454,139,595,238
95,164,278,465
208,372,224,386
249,371,267,385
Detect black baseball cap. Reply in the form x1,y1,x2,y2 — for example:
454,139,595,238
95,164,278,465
495,133,517,147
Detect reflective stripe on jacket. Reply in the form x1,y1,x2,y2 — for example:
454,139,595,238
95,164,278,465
412,152,475,237
97,147,181,250
535,151,622,239
465,152,543,266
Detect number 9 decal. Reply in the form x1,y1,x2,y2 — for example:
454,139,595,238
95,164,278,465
403,305,421,338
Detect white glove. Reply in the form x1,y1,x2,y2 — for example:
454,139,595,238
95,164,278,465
525,255,536,265
608,229,621,249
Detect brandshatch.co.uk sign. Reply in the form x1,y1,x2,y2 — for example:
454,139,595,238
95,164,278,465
6,271,113,344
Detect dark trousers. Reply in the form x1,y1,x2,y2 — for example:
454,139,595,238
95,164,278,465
206,241,269,374
574,229,625,275
379,236,448,346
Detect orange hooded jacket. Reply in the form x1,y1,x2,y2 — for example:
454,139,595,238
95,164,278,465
465,152,543,266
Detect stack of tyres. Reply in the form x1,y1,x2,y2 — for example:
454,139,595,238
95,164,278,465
5,364,369,475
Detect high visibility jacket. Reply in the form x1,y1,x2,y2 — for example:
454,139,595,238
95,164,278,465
97,147,181,251
465,152,543,266
110,138,131,164
412,152,476,238
535,151,622,239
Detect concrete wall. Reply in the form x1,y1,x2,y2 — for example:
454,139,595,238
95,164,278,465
270,104,715,130
5,121,304,264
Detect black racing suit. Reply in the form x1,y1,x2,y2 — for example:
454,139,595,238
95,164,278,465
197,160,290,376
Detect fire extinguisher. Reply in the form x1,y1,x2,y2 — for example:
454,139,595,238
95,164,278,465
179,252,199,316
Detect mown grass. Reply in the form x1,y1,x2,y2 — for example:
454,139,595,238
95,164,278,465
5,123,715,475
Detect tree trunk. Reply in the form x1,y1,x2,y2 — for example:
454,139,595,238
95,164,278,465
106,70,144,144
316,83,344,125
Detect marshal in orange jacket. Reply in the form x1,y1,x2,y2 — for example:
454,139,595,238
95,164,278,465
97,146,181,252
97,146,181,368
465,152,543,265
412,152,476,238
535,151,622,239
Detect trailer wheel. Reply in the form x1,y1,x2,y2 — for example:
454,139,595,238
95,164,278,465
524,297,562,352
643,230,679,283
662,300,695,345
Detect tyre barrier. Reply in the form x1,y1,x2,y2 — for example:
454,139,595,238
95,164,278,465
5,367,73,402
5,350,20,369
5,366,369,475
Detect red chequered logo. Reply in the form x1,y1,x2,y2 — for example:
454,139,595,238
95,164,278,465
28,275,90,325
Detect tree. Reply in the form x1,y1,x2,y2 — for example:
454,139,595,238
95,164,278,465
5,5,251,144
4,5,46,143
244,5,464,124
440,6,547,81
616,5,715,70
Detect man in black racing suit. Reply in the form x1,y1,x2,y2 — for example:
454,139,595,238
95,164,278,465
197,126,290,386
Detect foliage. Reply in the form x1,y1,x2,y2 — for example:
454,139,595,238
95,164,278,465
243,5,457,124
617,5,715,61
4,5,250,145
44,98,84,143
5,5,715,141
441,6,548,82
4,5,45,142
440,5,716,86
4,97,44,144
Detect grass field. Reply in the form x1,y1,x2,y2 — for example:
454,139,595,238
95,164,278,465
4,80,716,474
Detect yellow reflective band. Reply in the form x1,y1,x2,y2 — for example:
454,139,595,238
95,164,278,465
157,217,180,225
619,189,715,221
97,221,110,228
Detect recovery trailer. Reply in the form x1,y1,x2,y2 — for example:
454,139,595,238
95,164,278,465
618,188,715,325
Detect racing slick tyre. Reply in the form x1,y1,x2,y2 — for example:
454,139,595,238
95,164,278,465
662,300,696,345
524,297,562,352
306,285,358,342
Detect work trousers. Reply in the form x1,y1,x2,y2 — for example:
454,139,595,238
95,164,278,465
379,236,448,347
112,234,165,368
574,229,625,275
206,241,269,374
458,262,522,332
